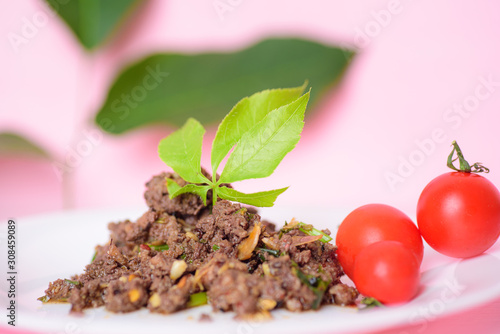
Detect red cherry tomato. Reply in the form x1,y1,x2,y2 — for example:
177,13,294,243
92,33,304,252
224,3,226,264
336,204,423,279
417,172,500,258
353,241,420,304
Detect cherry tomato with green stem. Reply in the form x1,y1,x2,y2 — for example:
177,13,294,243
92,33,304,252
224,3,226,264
417,141,500,258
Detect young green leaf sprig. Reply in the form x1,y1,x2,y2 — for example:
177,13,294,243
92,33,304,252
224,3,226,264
158,83,311,207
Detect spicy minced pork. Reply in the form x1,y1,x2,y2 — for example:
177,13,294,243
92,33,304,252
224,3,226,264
41,172,358,318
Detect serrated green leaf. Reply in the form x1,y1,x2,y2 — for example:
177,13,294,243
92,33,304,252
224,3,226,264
45,0,139,49
95,38,355,134
158,118,210,184
211,83,307,176
219,92,310,184
166,179,210,206
165,178,182,195
217,186,288,207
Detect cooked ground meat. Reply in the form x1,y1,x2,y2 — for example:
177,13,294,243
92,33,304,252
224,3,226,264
41,172,358,318
145,173,201,216
199,313,212,322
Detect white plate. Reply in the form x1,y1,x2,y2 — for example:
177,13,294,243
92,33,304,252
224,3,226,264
4,207,500,334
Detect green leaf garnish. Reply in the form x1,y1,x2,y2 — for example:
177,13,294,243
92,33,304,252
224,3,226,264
211,82,307,175
217,186,288,208
166,179,210,206
212,245,220,251
187,292,208,308
157,86,311,208
219,91,309,183
158,118,210,184
90,251,97,263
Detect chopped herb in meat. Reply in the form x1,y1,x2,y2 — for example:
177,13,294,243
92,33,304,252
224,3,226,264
361,297,384,309
148,244,170,251
257,248,280,257
64,279,81,286
187,292,208,307
292,263,331,309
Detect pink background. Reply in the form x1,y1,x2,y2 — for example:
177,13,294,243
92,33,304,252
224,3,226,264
1,0,500,333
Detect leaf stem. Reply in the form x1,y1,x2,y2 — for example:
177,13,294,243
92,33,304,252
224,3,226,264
212,186,218,207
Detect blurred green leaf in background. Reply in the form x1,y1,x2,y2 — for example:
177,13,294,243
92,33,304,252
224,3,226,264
45,0,140,49
96,38,355,134
6,3,357,157
0,132,49,158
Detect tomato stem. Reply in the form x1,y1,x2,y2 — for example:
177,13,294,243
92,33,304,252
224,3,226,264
447,141,489,173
